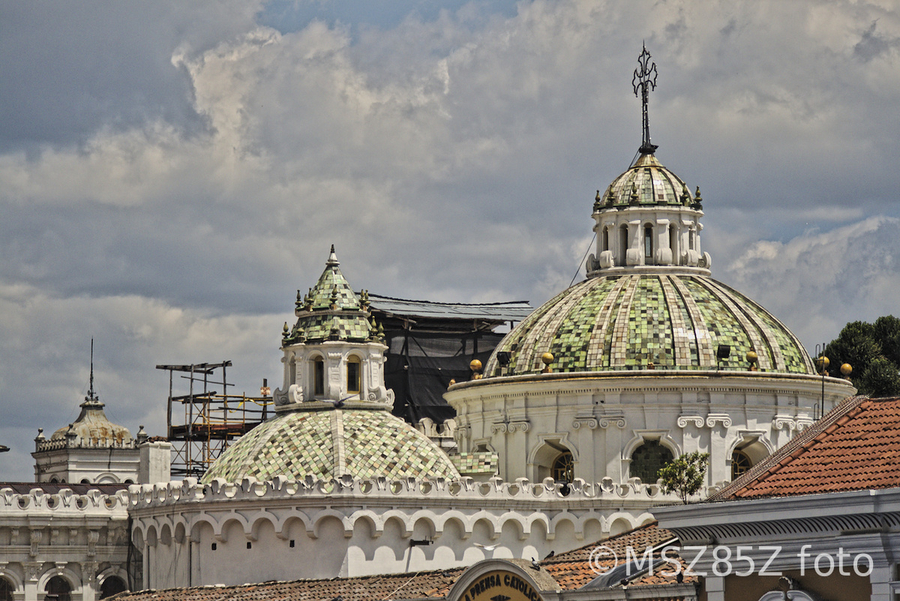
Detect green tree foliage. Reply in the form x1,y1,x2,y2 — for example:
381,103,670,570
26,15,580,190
657,451,710,505
824,315,900,397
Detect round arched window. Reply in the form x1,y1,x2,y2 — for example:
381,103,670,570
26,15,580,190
346,356,361,395
313,357,325,396
100,576,128,599
45,575,72,601
551,451,574,483
732,449,753,480
630,440,673,484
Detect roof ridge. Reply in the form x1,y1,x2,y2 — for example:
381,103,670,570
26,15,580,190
368,293,532,307
539,521,661,564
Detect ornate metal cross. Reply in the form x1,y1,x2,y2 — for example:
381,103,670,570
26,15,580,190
632,43,658,153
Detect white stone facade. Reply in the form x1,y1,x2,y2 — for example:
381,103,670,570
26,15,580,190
446,371,854,488
0,487,131,601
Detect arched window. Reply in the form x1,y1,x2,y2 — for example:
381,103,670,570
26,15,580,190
644,225,653,259
0,577,14,601
602,227,610,252
732,450,753,480
45,575,72,601
100,576,128,599
346,356,361,395
630,440,674,484
313,358,325,396
669,226,677,261
618,225,629,266
551,452,574,483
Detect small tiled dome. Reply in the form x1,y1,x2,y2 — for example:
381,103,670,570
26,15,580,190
598,153,698,208
484,274,815,376
283,245,374,345
202,408,460,483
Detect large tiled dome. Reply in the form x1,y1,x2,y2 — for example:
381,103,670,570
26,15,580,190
484,273,815,376
202,408,460,483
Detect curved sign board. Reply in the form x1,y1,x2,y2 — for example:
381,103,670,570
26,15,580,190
458,569,545,601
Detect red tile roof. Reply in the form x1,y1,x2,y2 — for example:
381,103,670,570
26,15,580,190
110,569,464,601
539,522,697,591
712,396,900,501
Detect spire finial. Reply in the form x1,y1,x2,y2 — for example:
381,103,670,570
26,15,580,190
326,244,339,267
88,338,97,402
632,43,659,154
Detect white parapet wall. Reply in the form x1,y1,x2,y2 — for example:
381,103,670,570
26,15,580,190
127,474,700,588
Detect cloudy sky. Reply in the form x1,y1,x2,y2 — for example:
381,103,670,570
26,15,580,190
1,0,899,480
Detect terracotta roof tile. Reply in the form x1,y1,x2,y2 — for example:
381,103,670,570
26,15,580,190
539,522,697,590
712,396,900,501
110,569,464,601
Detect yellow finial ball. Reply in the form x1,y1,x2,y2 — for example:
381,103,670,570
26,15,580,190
746,351,758,364
469,359,483,372
816,356,830,370
841,363,852,377
541,352,554,366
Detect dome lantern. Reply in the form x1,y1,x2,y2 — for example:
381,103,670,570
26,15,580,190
586,47,712,277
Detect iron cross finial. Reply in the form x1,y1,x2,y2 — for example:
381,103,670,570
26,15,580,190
632,43,658,154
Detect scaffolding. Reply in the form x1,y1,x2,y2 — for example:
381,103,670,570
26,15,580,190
156,361,269,479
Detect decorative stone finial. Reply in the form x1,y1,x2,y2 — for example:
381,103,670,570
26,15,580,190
330,285,340,310
326,244,339,267
541,352,554,373
746,350,759,371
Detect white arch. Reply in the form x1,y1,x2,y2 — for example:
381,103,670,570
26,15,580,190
275,512,316,540
188,514,219,543
37,567,81,598
216,514,251,542
0,566,23,594
311,510,354,539
622,429,680,459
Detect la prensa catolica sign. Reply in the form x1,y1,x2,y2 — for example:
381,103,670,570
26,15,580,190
461,570,544,601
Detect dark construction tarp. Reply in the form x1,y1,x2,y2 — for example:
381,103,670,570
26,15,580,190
386,332,504,425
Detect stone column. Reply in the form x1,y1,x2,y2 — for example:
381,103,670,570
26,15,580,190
22,563,41,601
869,566,895,601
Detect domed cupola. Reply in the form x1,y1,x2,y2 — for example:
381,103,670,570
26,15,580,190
482,45,815,378
274,245,390,409
203,247,461,483
586,45,710,276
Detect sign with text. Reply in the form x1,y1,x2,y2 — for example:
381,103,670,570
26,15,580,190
460,570,544,601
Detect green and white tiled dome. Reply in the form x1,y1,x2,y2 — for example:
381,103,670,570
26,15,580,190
597,152,699,208
484,273,815,376
202,408,460,483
